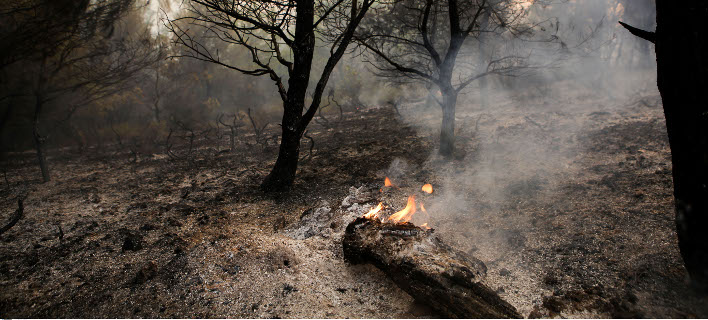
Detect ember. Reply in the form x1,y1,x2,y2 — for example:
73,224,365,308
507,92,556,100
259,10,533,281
422,183,433,194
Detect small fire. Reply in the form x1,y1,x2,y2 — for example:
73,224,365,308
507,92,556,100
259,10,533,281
361,178,434,229
422,184,433,194
388,196,417,223
364,202,383,220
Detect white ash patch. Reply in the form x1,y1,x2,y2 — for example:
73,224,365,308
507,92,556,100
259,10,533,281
340,186,377,208
285,186,378,240
285,201,333,240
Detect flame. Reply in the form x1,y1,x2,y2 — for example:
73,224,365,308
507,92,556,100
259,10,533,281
388,196,416,223
421,184,433,194
364,202,384,220
362,180,434,229
384,177,393,187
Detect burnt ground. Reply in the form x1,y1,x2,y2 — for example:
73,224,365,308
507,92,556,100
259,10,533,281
2,80,708,318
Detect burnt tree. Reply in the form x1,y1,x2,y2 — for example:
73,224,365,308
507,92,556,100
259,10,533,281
355,0,544,157
0,0,158,182
167,0,375,191
620,1,708,290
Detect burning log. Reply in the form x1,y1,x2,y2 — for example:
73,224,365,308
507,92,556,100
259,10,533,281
343,217,521,319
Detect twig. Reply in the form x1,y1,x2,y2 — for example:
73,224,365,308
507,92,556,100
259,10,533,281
301,130,315,163
474,113,490,133
247,108,270,149
524,115,547,131
57,223,64,240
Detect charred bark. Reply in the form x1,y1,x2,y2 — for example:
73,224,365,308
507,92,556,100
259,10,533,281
621,1,708,290
32,98,50,183
655,1,708,291
439,88,457,158
259,0,314,192
343,217,521,318
260,125,302,191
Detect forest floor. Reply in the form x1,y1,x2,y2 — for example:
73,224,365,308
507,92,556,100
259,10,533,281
2,75,708,318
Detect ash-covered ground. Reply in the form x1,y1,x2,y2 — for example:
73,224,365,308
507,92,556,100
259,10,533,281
1,75,708,318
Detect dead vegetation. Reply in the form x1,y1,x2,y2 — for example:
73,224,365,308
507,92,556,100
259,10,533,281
1,87,708,318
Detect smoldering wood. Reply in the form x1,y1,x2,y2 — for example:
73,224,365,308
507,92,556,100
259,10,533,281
343,217,521,319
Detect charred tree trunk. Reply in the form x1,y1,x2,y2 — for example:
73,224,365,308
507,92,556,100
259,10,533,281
477,9,490,109
33,98,50,183
439,87,457,158
0,104,13,136
260,122,302,191
656,1,708,290
260,0,373,191
260,0,315,192
435,0,465,158
621,1,708,290
228,127,235,152
343,218,521,318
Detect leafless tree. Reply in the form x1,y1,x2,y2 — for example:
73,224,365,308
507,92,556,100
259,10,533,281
218,112,245,152
0,0,161,182
166,0,376,191
355,0,555,157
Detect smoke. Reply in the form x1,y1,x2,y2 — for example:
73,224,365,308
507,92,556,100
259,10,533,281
376,0,659,313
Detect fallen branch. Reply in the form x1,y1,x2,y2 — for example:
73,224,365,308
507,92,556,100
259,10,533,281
0,198,25,236
524,115,547,132
343,218,521,319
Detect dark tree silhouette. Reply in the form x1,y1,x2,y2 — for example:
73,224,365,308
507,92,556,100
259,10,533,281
167,0,375,191
620,0,708,290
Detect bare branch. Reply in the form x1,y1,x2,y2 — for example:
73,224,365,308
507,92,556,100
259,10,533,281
618,21,656,44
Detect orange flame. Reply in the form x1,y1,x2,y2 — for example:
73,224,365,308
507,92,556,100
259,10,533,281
420,202,427,212
421,223,431,230
384,177,393,187
388,196,416,223
364,202,383,220
422,184,433,194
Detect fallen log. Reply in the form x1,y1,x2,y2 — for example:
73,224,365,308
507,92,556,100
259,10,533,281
343,217,521,319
